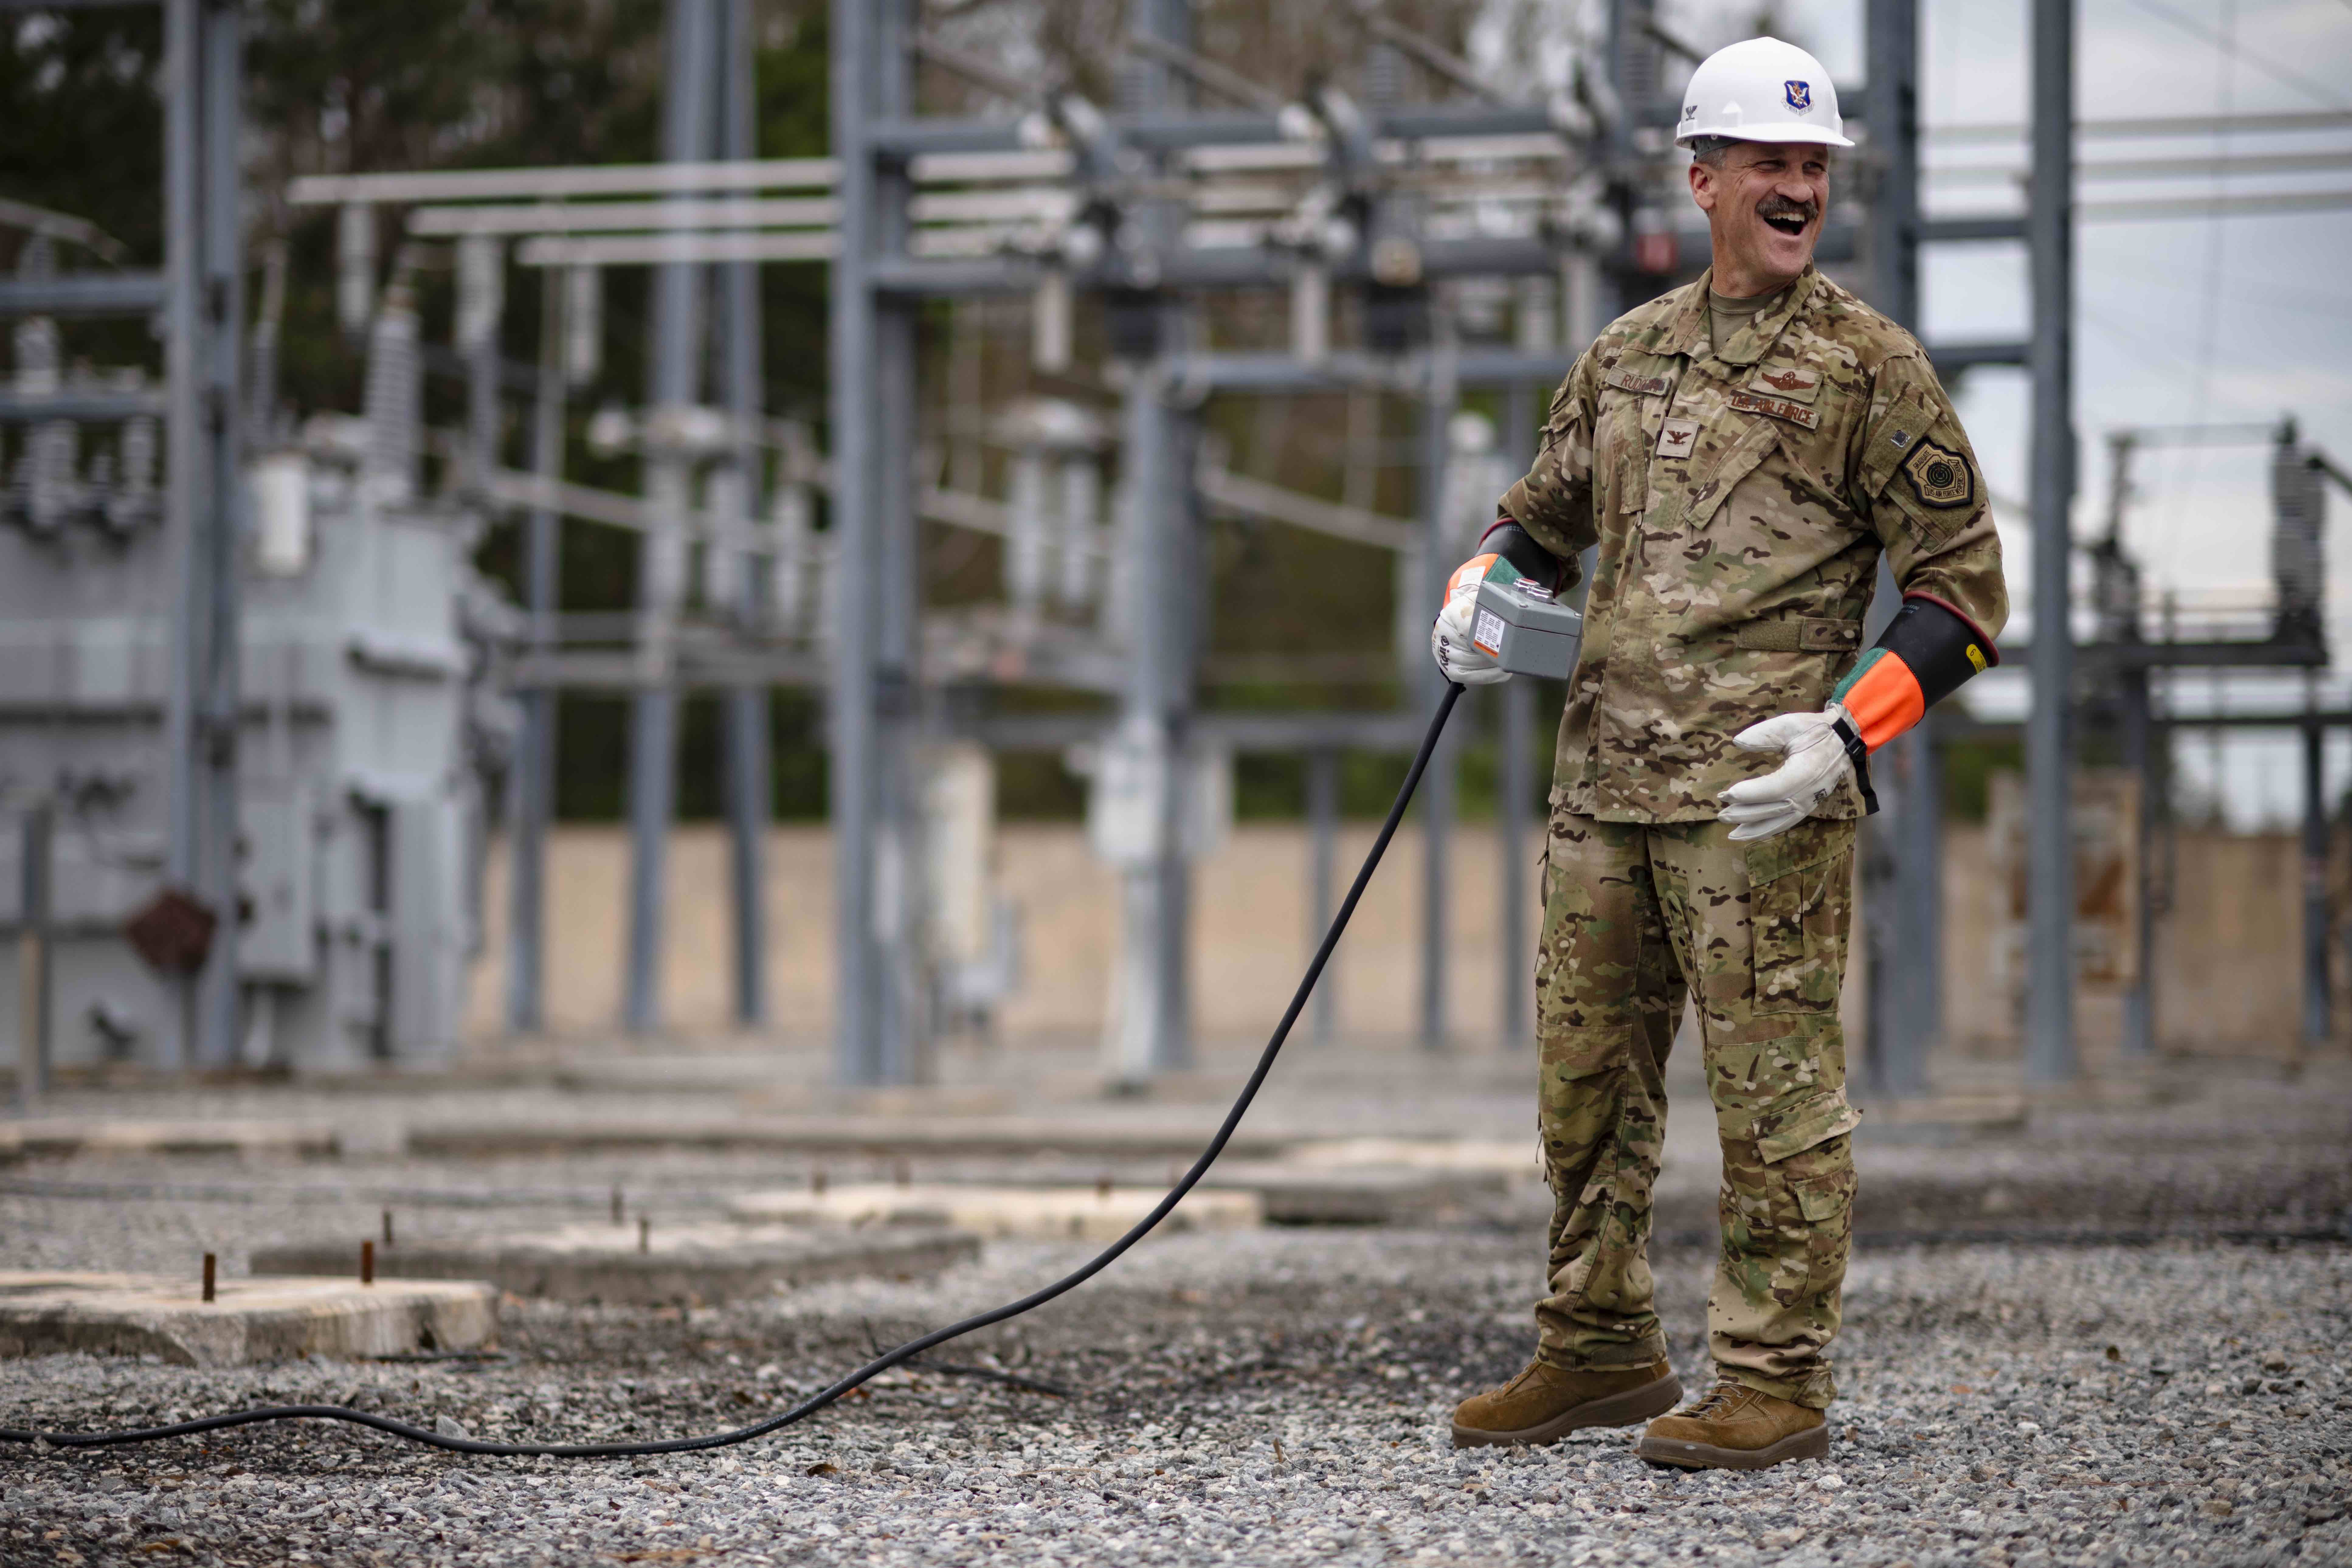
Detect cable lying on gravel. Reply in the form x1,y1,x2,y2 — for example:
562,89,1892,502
0,687,1464,1461
5,1232,2346,1568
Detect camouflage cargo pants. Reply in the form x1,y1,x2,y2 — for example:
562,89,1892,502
1531,811,1862,1409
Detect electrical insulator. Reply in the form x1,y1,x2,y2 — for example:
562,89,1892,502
362,279,422,503
13,316,70,535
456,234,504,352
769,480,813,637
109,415,158,531
584,404,634,458
701,465,745,616
641,463,689,613
26,417,74,535
2272,424,2326,640
336,204,376,338
1031,268,1072,376
250,450,313,577
1007,447,1051,614
1056,454,1100,612
563,265,602,388
1514,275,1557,352
1290,261,1329,364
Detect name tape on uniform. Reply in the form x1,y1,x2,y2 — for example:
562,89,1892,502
1602,367,1672,397
1723,389,1821,431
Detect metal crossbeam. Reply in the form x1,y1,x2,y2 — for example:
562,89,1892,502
411,198,841,236
289,159,838,205
0,272,166,317
0,389,166,421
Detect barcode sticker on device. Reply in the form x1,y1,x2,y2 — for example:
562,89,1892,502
1472,609,1506,656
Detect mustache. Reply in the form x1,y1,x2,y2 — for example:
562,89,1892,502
1756,195,1817,223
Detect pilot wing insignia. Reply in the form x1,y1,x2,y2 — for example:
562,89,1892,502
1749,365,1822,403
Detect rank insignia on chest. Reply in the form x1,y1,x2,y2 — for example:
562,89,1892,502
1656,417,1701,458
1901,439,1975,509
1748,365,1821,403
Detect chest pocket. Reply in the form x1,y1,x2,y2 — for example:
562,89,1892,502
1596,359,1673,518
1594,390,1647,515
1672,413,1779,534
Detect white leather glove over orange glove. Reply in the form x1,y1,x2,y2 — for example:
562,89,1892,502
1430,567,1508,687
1717,704,1866,842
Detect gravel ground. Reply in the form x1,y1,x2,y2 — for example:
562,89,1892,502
4,1225,2349,1565
3,1063,2348,1565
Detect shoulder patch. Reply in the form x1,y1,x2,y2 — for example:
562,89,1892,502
1901,440,1974,509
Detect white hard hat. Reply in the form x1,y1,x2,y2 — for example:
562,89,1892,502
1674,37,1853,150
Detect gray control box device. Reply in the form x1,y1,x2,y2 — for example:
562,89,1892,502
1472,578,1584,680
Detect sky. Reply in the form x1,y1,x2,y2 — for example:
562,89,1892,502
1476,0,2352,827
1893,0,2352,827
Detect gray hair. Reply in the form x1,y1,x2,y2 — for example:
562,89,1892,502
1689,136,1834,170
1688,135,1739,169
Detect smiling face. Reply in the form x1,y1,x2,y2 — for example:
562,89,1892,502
1687,139,1832,299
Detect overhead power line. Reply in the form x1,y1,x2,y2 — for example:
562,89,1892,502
1929,109,2352,143
1928,149,2352,183
2077,188,2352,221
2126,0,2350,111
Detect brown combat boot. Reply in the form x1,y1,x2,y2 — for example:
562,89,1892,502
1635,1376,1828,1470
1450,1358,1680,1449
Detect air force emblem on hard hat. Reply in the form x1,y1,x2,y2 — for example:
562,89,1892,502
1784,79,1812,112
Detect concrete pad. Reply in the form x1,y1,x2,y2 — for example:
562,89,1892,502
0,1272,496,1368
1197,1163,1511,1224
729,1183,1262,1241
251,1223,978,1307
406,1114,1290,1162
736,1083,1018,1116
0,1120,340,1165
1280,1136,1542,1178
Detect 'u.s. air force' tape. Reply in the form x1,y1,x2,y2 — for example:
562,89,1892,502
1471,577,1583,680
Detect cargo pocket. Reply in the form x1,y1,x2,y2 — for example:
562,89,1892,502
1745,821,1854,1017
1790,1168,1851,1223
1753,1086,1864,1164
1759,1092,1860,1300
1784,1158,1856,1299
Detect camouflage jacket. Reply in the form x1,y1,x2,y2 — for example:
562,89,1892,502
1499,264,2010,822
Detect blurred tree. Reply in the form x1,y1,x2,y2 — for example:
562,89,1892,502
0,7,167,368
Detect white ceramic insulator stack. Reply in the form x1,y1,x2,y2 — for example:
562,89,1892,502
361,284,421,503
563,265,602,388
336,204,376,339
769,481,813,637
1055,452,1101,612
1006,447,1051,615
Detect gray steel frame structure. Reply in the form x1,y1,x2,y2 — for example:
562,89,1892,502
0,0,247,1072
812,0,2105,1088
824,0,1604,1081
494,0,777,1041
27,0,2333,1096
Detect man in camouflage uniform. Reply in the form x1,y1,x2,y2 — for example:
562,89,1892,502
1434,37,2008,1469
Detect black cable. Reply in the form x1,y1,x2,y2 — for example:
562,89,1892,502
2,682,1467,1459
